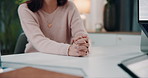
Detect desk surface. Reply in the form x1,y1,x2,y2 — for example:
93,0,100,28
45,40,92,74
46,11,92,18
2,46,143,78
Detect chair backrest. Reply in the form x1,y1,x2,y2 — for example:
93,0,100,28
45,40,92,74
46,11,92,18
14,33,28,54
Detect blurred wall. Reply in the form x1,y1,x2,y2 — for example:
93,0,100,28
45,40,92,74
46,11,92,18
86,0,106,32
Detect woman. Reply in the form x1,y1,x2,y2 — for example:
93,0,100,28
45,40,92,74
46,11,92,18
18,0,89,57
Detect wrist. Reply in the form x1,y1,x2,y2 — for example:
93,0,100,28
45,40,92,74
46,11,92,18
68,45,71,56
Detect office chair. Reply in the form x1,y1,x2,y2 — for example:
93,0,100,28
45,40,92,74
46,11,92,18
14,33,28,54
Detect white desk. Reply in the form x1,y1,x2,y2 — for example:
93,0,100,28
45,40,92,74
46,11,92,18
2,46,143,78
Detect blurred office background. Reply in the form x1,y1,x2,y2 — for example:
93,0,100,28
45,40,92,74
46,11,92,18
0,0,140,55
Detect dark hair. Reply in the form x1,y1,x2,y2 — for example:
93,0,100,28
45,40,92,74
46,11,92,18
26,0,67,12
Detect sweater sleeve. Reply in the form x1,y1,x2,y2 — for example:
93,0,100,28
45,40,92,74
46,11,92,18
68,2,88,42
18,4,70,56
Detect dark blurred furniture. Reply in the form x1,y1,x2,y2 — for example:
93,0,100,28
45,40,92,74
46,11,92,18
14,33,27,54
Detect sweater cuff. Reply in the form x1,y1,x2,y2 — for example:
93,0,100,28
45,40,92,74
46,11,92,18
60,44,70,56
75,32,88,37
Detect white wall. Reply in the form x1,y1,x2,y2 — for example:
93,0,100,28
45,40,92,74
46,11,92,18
86,0,107,32
71,0,107,32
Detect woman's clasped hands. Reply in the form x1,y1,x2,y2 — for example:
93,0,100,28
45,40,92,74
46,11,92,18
68,35,89,57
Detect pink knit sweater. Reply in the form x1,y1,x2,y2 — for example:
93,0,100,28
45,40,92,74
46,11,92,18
18,1,88,56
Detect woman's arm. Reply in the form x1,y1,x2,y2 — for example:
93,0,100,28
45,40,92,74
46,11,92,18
67,2,90,56
18,4,70,55
68,2,89,43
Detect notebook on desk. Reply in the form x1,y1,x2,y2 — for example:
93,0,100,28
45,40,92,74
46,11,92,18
118,54,148,78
